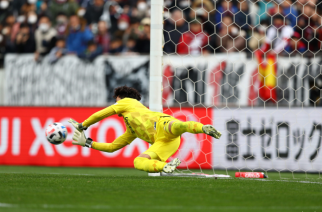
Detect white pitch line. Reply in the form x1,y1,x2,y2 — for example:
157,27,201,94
0,203,321,210
0,203,15,207
44,173,94,176
1,172,321,184
0,172,94,176
255,179,322,185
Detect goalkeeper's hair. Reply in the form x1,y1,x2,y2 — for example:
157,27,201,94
113,86,141,101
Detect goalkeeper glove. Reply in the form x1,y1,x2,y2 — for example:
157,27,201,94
202,125,222,139
72,130,93,148
68,118,88,132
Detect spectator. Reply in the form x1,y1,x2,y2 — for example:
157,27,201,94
109,38,123,54
0,0,13,23
295,4,320,53
122,18,140,44
49,0,79,22
314,14,322,54
100,1,123,35
11,0,25,14
4,14,16,28
215,16,246,53
77,7,86,19
2,24,15,53
121,37,138,55
165,0,192,18
163,9,189,54
55,13,69,36
256,15,293,59
134,0,149,20
0,28,4,66
20,1,37,15
34,16,57,60
135,17,150,54
27,10,38,25
3,14,16,43
295,0,316,12
235,0,252,33
78,40,102,61
78,0,92,8
48,38,68,64
177,20,208,55
36,0,49,16
285,31,306,55
77,11,88,32
268,0,298,28
215,0,238,31
113,14,130,38
248,20,269,52
84,0,105,25
94,20,110,53
10,11,33,43
267,14,294,54
254,0,275,26
26,11,39,33
15,23,36,53
281,0,298,28
66,15,93,55
189,0,215,35
167,0,190,11
8,18,21,46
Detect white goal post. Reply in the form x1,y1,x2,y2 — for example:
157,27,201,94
148,0,164,177
149,0,322,177
149,0,164,114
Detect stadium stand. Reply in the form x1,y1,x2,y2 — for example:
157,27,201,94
0,0,321,64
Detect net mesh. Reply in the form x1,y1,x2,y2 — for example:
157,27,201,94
161,0,322,177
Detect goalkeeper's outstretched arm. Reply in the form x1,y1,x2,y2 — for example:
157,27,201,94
82,106,117,128
72,129,136,152
92,131,136,152
68,107,116,132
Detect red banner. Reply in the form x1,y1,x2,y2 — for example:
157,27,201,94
0,107,213,169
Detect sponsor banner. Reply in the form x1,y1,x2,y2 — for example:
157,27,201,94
4,54,107,106
1,106,321,172
5,54,321,107
104,56,150,103
163,55,320,107
213,108,322,172
163,54,250,106
0,107,212,169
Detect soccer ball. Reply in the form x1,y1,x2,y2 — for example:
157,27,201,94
45,123,68,145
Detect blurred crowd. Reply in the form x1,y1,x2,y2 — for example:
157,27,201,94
164,0,322,56
0,0,322,65
0,0,151,64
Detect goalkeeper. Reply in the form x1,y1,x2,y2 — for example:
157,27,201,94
69,86,221,173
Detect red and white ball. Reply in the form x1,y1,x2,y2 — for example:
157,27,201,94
45,123,68,145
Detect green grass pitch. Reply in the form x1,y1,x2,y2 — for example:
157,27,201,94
0,166,321,212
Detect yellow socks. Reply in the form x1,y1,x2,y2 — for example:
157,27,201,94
165,121,204,136
133,157,166,172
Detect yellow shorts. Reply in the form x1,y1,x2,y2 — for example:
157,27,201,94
142,116,180,162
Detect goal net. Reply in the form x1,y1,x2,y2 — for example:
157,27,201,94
155,0,322,177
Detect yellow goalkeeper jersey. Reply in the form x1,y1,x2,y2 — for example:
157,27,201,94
110,98,167,144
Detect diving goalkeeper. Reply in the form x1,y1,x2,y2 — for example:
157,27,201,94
69,86,221,173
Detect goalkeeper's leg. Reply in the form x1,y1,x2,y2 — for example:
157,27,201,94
164,119,222,139
134,156,181,173
133,152,166,173
133,117,221,173
134,134,181,173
